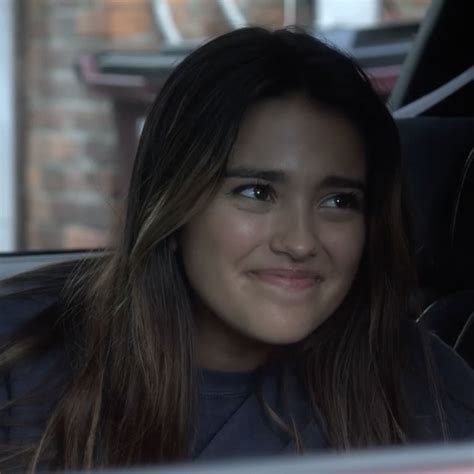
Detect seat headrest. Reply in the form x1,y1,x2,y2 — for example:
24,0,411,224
451,149,474,290
397,117,474,293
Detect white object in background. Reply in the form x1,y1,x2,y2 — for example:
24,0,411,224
218,0,248,28
284,0,297,26
0,0,16,252
392,66,474,118
152,0,183,45
317,0,379,29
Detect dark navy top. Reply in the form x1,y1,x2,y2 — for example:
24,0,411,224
0,291,473,462
193,369,259,457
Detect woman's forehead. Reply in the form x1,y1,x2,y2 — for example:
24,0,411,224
227,95,366,182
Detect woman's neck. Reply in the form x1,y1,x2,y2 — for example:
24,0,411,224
195,308,272,372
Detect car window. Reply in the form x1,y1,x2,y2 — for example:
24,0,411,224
0,0,431,253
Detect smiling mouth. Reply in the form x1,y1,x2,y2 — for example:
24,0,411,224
249,270,322,290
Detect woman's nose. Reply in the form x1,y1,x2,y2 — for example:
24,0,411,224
269,206,319,261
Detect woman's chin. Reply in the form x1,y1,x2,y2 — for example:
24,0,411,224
251,325,315,347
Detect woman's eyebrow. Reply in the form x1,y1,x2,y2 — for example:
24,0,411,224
224,167,286,182
225,168,365,191
319,175,366,191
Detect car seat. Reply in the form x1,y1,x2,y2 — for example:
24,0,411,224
396,117,474,367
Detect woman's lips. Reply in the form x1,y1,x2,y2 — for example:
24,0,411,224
249,269,322,290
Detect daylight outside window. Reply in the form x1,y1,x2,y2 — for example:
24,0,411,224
0,0,430,253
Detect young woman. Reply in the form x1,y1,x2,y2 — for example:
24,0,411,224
0,27,473,472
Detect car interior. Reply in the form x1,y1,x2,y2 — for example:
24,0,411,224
1,0,472,368
389,0,473,367
0,0,473,472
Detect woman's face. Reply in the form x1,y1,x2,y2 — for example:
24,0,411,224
180,95,366,369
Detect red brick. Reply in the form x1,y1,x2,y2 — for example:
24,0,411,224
17,0,320,251
105,5,154,38
63,225,110,249
41,165,65,192
30,106,67,129
76,10,109,37
44,48,75,68
70,107,115,131
34,225,64,250
64,168,117,195
240,0,284,27
25,163,41,189
33,71,97,101
29,102,115,132
26,194,53,222
51,198,114,230
76,0,155,39
172,0,225,38
84,138,119,165
27,131,82,163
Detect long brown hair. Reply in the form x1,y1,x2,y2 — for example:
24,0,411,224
1,27,428,471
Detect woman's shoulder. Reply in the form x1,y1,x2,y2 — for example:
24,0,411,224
0,289,58,335
0,258,87,335
401,319,474,402
0,290,69,445
400,319,474,441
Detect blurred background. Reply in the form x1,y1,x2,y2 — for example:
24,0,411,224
0,0,430,252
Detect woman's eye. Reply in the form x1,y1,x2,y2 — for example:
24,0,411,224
320,193,362,210
233,184,274,202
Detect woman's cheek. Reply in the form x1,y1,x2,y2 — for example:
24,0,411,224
207,204,270,256
319,219,366,272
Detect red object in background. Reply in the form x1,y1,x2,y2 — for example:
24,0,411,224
76,51,404,194
366,65,401,97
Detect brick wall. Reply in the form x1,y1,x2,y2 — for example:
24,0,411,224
18,0,310,250
20,0,160,250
